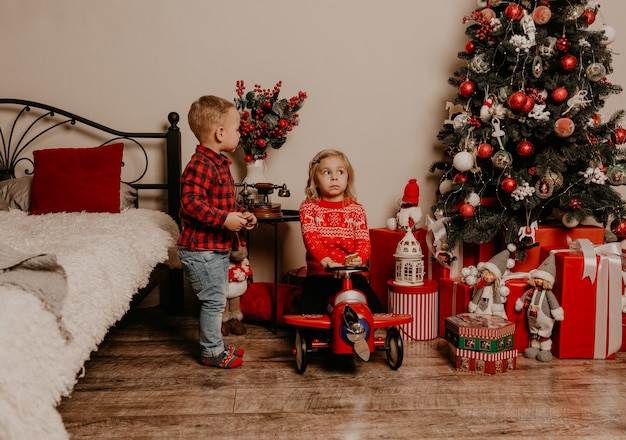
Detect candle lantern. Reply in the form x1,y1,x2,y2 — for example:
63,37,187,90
393,230,424,285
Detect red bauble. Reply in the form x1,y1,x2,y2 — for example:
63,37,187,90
612,220,626,239
551,87,568,103
581,9,596,25
501,177,518,193
521,96,535,113
612,127,626,145
459,80,476,98
560,55,578,72
505,4,523,20
516,140,535,157
453,173,468,183
477,143,494,159
556,36,571,51
465,41,476,54
459,203,475,218
508,91,528,111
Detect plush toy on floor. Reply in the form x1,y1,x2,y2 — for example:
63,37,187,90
386,178,422,232
223,240,252,336
514,253,564,362
464,245,516,319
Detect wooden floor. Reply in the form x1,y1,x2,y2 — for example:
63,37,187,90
58,299,626,440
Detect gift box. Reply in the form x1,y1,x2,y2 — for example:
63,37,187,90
444,313,515,353
426,239,500,281
514,225,604,273
438,279,474,337
503,277,532,352
549,240,623,359
369,228,427,309
448,344,517,375
622,313,626,352
388,279,439,341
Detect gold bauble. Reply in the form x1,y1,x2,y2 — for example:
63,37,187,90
545,168,563,190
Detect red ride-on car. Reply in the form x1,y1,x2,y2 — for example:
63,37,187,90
283,267,412,374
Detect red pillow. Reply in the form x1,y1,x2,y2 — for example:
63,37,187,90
29,143,124,215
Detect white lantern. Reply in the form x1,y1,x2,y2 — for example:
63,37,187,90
393,230,425,285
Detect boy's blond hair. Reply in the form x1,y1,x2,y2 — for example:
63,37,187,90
188,95,236,142
305,149,357,201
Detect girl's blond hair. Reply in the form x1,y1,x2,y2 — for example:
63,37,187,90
304,149,357,201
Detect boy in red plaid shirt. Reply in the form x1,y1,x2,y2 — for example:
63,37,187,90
177,95,257,369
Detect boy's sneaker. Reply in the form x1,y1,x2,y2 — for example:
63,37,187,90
226,345,244,357
201,351,243,369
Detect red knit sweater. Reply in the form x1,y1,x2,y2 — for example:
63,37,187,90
299,198,370,276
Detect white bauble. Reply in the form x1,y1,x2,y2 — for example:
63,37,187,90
453,151,474,172
465,192,481,207
601,25,617,46
439,179,454,194
562,215,580,228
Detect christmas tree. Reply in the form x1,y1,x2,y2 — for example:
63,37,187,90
431,0,626,260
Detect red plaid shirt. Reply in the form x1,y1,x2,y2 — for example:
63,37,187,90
177,145,245,251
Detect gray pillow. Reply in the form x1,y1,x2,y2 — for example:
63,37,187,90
0,176,31,211
0,195,9,211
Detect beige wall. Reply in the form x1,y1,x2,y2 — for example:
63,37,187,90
2,0,626,282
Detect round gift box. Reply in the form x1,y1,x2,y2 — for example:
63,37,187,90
387,278,439,341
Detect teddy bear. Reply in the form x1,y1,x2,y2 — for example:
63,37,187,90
514,253,564,362
222,240,252,336
387,178,422,232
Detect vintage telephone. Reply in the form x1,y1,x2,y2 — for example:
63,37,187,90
235,181,290,218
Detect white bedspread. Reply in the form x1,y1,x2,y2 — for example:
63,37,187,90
0,209,179,440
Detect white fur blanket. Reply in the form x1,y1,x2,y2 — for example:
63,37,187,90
0,246,70,340
0,209,179,440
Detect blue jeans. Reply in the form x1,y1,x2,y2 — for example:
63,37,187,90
177,248,229,358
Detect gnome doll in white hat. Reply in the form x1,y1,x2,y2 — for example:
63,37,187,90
514,253,564,362
467,245,516,319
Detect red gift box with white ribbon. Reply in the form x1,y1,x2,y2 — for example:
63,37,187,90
438,278,473,337
514,225,604,273
548,239,623,359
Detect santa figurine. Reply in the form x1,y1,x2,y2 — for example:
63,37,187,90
515,253,564,362
387,178,422,232
467,246,515,319
222,240,252,336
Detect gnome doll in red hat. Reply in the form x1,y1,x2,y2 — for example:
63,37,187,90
514,253,564,362
387,178,422,232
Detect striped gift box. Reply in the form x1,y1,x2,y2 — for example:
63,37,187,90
448,343,518,375
445,313,515,353
387,279,439,341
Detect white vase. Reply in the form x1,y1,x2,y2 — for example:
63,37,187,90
242,159,267,206
244,159,267,185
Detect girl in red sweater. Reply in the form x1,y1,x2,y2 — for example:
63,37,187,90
299,149,384,314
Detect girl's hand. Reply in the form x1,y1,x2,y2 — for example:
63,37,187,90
322,257,345,278
344,253,362,266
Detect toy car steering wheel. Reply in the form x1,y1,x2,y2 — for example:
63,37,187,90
325,266,368,275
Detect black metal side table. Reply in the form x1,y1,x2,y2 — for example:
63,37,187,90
252,209,300,331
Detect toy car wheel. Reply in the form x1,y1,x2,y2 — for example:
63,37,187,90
294,330,308,374
385,327,404,370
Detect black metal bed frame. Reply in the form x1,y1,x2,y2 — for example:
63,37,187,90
0,98,184,312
